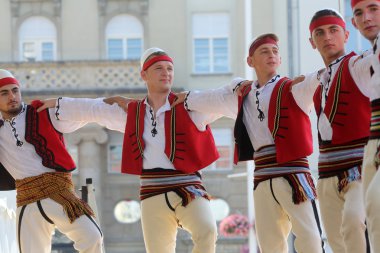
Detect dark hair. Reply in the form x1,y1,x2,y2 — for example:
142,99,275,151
310,9,344,26
248,33,279,56
252,33,279,45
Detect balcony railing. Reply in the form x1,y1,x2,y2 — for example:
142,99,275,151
0,60,145,95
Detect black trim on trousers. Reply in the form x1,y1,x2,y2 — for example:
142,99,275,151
365,221,371,253
18,205,27,253
85,214,103,237
311,200,326,253
165,192,175,211
269,179,280,205
37,200,54,224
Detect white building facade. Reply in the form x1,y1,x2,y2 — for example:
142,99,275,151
0,0,365,252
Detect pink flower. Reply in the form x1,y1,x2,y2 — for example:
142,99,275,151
219,214,251,237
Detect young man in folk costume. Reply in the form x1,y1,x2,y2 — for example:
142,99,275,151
308,9,374,253
37,48,219,253
351,0,380,251
173,33,324,253
0,69,103,253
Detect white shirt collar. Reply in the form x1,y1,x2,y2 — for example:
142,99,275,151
327,54,346,69
254,74,281,90
143,96,171,115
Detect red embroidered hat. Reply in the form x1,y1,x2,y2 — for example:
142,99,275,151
351,0,363,7
309,15,346,35
351,0,380,8
248,34,279,56
140,47,173,71
0,69,19,88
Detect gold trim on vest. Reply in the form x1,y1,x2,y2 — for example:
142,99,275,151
169,107,176,162
271,79,289,138
136,102,144,159
328,58,346,123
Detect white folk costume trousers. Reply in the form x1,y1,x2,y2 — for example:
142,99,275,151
140,191,217,253
317,178,366,253
16,198,103,253
362,139,380,252
254,177,324,253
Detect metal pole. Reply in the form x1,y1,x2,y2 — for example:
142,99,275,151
244,0,256,252
81,185,88,203
245,0,253,79
247,161,255,252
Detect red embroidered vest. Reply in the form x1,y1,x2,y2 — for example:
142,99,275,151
121,93,219,175
234,77,313,164
313,52,371,144
0,101,76,190
25,101,76,171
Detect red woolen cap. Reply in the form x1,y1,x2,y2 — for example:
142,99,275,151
309,15,346,35
352,0,380,9
351,0,363,8
248,36,278,56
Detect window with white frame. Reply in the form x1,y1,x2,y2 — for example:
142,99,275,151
106,14,144,60
344,0,371,53
207,128,233,170
192,13,230,74
19,16,57,62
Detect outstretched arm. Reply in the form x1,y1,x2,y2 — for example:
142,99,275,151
37,97,127,133
183,78,246,120
291,71,320,114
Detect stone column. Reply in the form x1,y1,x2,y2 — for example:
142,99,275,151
69,123,108,223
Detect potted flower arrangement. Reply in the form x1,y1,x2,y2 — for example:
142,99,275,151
219,213,251,237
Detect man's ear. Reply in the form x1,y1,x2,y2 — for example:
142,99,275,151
140,70,147,81
309,37,317,49
344,29,350,44
247,56,254,67
351,17,358,30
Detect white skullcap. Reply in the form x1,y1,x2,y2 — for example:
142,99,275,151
0,69,18,88
140,47,172,71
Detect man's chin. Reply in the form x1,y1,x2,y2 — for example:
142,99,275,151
7,106,22,115
365,31,379,42
322,49,340,58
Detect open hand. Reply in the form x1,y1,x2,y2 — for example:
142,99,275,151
103,96,136,112
292,75,305,86
235,80,253,96
36,98,57,112
171,92,188,108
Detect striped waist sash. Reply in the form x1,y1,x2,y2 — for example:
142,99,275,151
318,139,366,191
140,168,209,207
370,98,380,139
253,145,316,204
318,139,366,178
254,145,310,180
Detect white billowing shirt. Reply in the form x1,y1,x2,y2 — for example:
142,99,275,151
186,73,319,150
371,32,380,101
0,103,86,180
56,96,221,170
